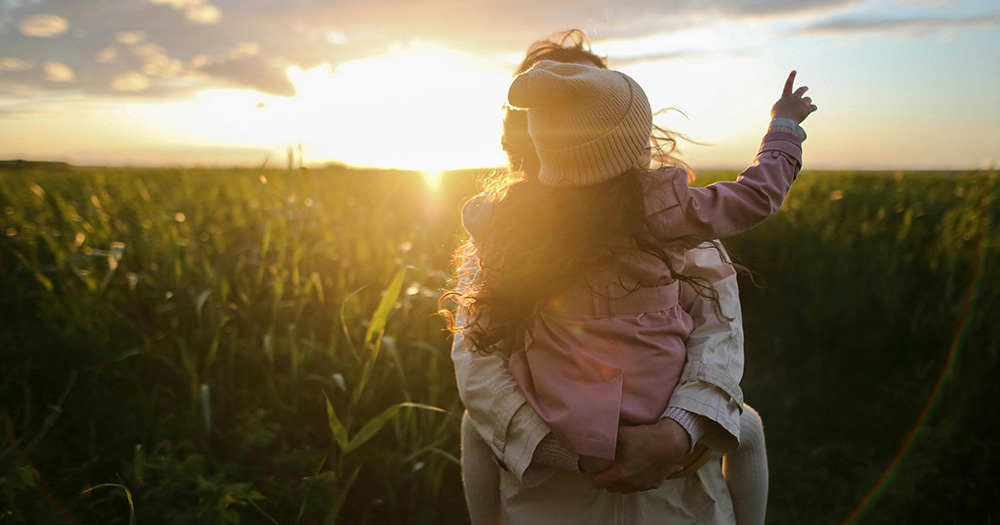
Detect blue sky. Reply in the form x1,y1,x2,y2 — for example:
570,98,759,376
0,0,997,170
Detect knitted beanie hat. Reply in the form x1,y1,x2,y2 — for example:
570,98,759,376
507,60,652,187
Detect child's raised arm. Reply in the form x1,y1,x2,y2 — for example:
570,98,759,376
645,71,817,241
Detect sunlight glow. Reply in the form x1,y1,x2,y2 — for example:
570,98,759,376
98,43,512,170
423,170,444,189
284,43,511,170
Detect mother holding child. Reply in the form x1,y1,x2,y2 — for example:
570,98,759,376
445,30,816,524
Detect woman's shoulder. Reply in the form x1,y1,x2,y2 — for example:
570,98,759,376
461,193,497,245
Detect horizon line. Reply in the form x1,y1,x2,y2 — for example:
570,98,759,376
1,158,994,174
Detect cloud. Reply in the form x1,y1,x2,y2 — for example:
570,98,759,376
174,41,282,92
190,54,211,69
43,61,74,82
127,42,183,77
226,42,260,60
895,0,955,5
610,50,720,67
0,57,34,71
116,31,147,45
799,13,1000,37
111,71,151,91
95,47,118,63
19,14,68,37
149,0,221,24
186,4,221,24
199,55,296,96
141,55,184,77
709,0,859,17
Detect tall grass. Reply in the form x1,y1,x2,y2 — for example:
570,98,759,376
0,166,997,523
0,166,476,523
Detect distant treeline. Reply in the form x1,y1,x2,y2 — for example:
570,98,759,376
0,159,72,170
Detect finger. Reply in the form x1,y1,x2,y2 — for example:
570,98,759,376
630,477,662,492
794,86,808,97
782,70,796,97
803,96,812,104
606,482,628,494
810,104,818,112
592,466,626,489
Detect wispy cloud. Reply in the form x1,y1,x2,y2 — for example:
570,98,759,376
799,13,1000,37
19,14,68,37
132,42,185,78
226,42,260,60
116,32,147,45
111,71,151,92
709,0,861,17
95,47,118,63
149,0,221,24
0,57,34,71
198,55,297,96
43,61,74,82
609,50,716,68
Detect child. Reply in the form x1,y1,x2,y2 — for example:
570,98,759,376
454,60,814,523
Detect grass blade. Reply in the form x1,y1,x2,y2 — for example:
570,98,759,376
347,402,445,453
363,267,406,346
82,483,136,525
351,267,407,406
325,465,361,525
322,391,349,452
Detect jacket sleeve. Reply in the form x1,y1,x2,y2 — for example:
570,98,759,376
670,243,746,454
451,244,551,484
647,131,802,241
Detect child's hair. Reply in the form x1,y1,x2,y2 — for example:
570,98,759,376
444,169,724,355
441,29,730,355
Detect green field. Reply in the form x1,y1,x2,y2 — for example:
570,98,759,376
1,165,997,524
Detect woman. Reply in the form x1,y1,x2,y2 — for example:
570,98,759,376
451,30,764,524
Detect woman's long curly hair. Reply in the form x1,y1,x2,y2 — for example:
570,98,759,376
442,29,727,355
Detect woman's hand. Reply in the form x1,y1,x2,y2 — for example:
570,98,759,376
589,418,691,493
579,455,614,474
771,70,817,124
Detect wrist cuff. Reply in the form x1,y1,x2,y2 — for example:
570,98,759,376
769,118,807,141
664,408,714,454
533,433,581,472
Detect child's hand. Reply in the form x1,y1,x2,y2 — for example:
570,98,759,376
579,455,613,474
771,70,817,124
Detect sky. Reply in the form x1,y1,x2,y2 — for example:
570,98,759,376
0,0,997,171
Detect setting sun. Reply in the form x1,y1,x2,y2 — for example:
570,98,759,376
282,44,511,170
423,170,444,188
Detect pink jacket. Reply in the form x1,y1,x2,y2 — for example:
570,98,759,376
464,131,803,460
